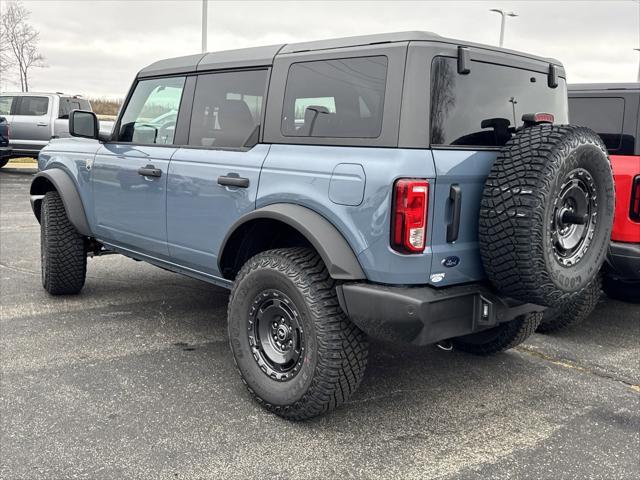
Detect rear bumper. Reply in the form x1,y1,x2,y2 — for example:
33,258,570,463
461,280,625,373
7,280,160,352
337,282,545,346
606,241,640,280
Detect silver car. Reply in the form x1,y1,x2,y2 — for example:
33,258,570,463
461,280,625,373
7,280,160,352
0,92,94,158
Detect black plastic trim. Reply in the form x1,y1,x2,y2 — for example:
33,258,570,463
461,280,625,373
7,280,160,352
446,184,462,242
457,46,470,74
338,282,545,346
218,203,366,280
29,169,92,236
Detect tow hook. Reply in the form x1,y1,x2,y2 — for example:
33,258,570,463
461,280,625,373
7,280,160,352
436,340,453,351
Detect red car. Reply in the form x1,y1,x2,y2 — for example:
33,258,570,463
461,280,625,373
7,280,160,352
538,83,639,332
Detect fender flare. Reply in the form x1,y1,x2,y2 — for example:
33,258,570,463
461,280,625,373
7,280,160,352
219,204,366,281
30,169,92,236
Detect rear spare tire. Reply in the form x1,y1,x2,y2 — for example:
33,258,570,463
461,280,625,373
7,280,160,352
479,125,614,307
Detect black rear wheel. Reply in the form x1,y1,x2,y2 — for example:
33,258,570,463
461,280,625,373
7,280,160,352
602,276,640,304
537,275,602,333
452,313,542,356
227,247,368,420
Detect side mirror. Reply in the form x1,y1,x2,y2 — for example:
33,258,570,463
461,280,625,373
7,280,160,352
69,110,99,139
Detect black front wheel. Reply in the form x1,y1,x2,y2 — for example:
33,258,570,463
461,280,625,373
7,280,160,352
41,191,87,295
227,248,368,420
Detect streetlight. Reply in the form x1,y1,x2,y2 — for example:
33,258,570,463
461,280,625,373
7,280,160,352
490,9,518,47
202,0,208,53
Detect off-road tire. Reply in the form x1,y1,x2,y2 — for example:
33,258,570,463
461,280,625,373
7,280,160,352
41,191,86,294
537,275,602,333
451,312,543,356
0,158,9,169
602,276,639,304
479,125,614,307
227,247,368,420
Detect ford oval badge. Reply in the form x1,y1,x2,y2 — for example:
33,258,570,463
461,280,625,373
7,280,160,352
442,256,460,268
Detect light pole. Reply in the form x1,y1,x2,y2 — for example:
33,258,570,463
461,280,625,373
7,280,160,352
202,0,208,53
635,48,640,82
490,9,518,47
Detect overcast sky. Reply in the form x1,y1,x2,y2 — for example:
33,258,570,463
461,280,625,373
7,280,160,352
1,0,639,98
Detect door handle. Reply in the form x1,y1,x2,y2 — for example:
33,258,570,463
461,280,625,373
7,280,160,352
37,122,48,127
446,184,462,243
218,175,249,188
137,164,162,178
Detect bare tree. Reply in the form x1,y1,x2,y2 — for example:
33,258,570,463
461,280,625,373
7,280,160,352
0,0,45,92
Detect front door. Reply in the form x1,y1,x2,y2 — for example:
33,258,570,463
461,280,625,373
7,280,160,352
92,76,186,259
166,69,270,275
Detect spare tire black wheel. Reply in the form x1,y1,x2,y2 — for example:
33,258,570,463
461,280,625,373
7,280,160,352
479,125,614,307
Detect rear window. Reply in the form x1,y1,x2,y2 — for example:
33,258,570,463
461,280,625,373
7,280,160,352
15,96,49,116
0,96,14,115
59,97,91,118
281,56,387,138
188,69,268,149
430,57,568,148
568,97,628,154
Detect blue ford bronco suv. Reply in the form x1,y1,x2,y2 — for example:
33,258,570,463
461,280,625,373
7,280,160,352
30,32,615,420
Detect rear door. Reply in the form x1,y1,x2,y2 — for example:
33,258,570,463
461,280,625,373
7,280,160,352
92,76,186,259
10,95,53,152
166,68,270,275
427,51,568,286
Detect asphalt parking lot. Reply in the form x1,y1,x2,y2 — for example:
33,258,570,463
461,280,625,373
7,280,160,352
1,167,638,480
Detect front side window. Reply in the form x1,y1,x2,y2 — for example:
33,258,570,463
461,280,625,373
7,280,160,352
188,69,268,149
430,57,568,147
568,97,627,154
15,96,49,116
118,76,185,144
0,96,14,116
281,56,387,138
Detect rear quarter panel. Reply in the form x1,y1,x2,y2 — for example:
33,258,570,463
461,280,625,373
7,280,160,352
258,145,436,284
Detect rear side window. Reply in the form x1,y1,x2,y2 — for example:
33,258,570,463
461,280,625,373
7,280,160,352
0,96,14,115
118,76,185,144
281,56,387,138
15,96,49,116
188,69,268,149
430,57,568,148
568,97,627,154
59,97,91,118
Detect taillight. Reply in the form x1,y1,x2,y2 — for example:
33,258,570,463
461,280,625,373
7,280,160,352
631,176,640,222
391,179,429,253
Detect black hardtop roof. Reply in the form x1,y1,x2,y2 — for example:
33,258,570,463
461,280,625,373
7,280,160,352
569,82,640,92
137,30,563,78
